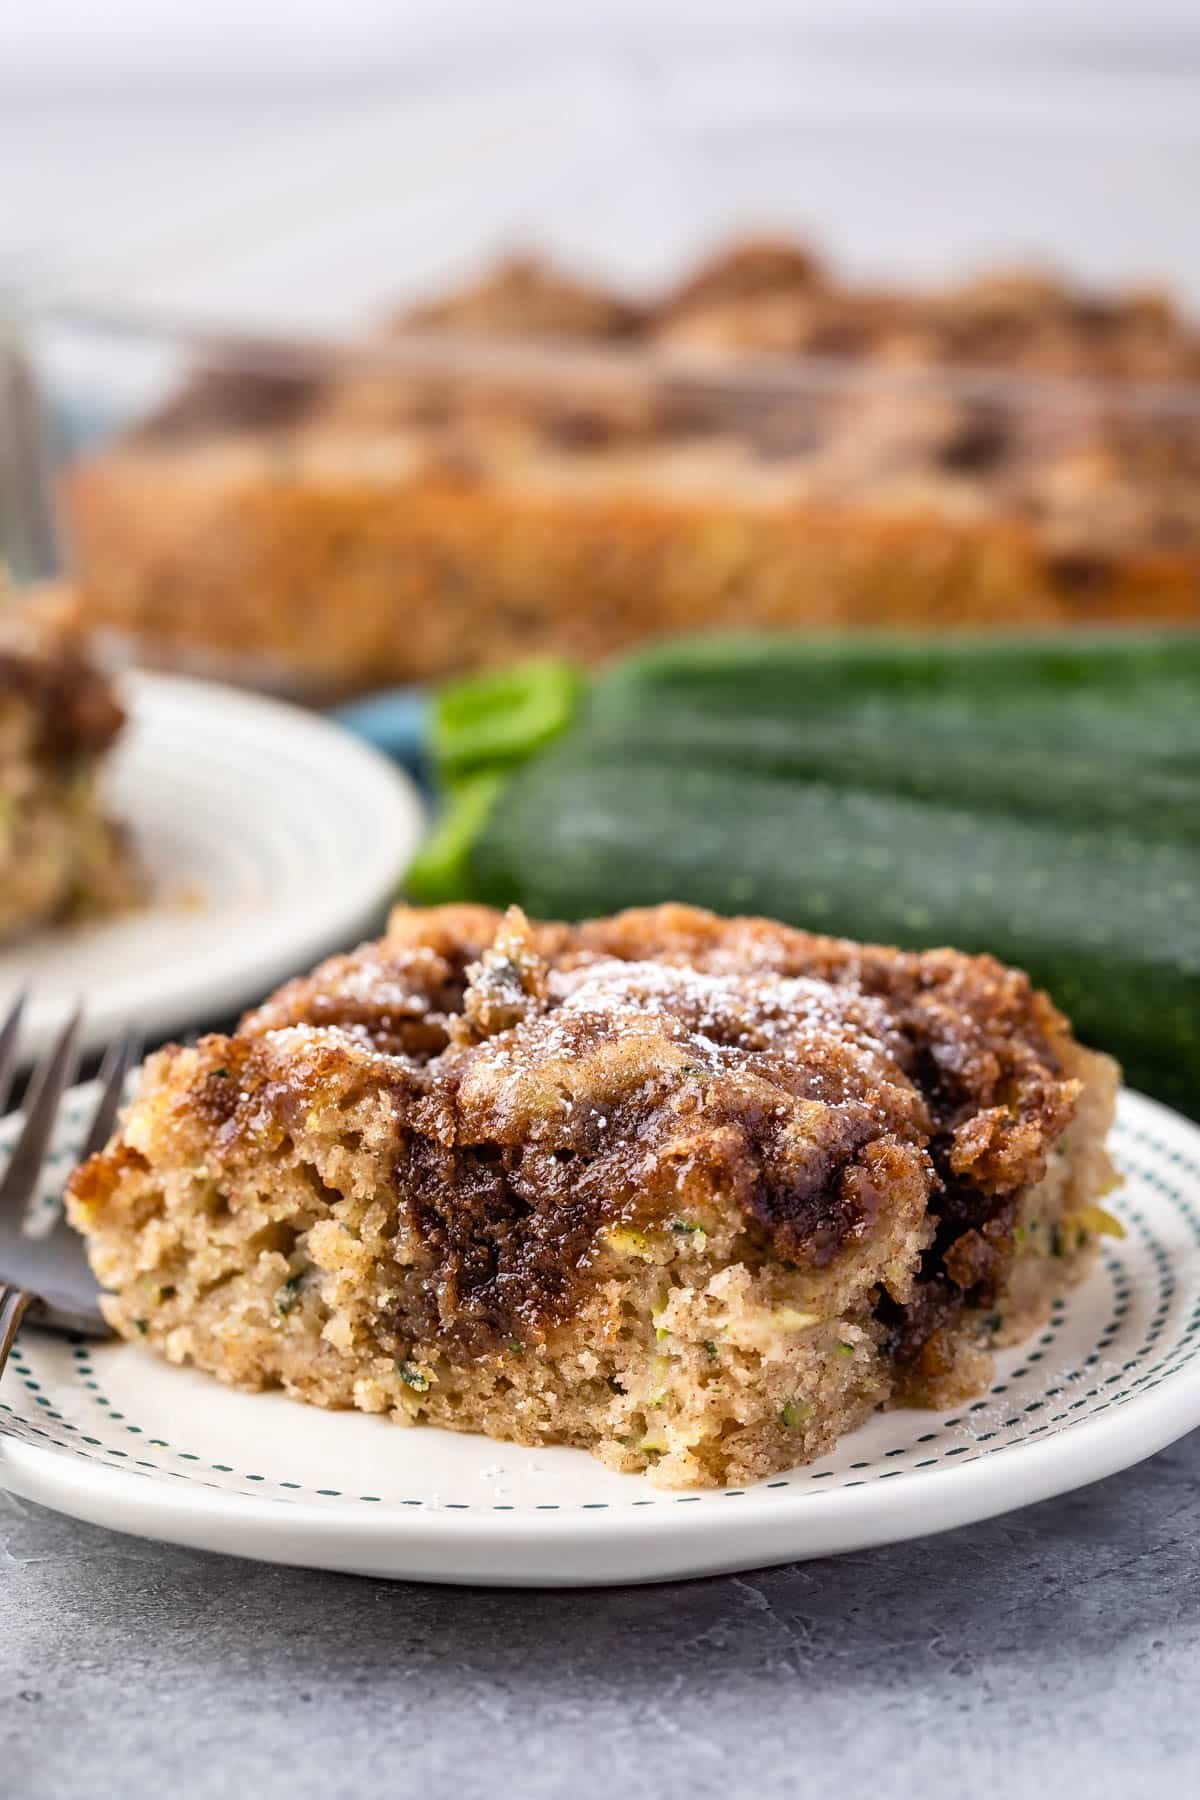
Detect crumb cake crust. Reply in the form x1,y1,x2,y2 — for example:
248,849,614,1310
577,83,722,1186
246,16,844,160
176,933,938,1352
247,902,1082,1189
88,904,1096,1353
0,644,125,764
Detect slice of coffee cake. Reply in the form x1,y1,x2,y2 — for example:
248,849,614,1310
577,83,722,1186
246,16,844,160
0,614,138,939
67,904,1120,1488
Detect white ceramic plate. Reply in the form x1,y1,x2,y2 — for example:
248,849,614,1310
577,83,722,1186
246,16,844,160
2,1085,1199,1586
1,672,425,1060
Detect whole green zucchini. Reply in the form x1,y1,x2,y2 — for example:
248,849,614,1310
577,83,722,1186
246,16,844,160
537,715,1200,841
596,630,1200,720
469,747,1200,1110
408,632,1200,1113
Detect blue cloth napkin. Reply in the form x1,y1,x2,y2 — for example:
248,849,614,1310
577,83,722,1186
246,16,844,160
330,687,432,786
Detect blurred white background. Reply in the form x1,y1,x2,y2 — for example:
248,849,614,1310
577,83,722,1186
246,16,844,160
6,0,1200,84
3,0,1200,319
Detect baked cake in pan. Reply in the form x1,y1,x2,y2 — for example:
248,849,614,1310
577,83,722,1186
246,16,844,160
60,238,1200,699
67,904,1120,1489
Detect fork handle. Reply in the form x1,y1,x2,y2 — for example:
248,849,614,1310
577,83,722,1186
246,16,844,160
0,1285,33,1379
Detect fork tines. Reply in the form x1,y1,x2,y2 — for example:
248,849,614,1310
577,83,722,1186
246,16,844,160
80,1027,143,1161
0,1005,84,1206
0,987,28,1118
0,1002,141,1212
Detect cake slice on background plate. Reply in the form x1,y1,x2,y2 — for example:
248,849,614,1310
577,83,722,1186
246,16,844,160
0,589,139,940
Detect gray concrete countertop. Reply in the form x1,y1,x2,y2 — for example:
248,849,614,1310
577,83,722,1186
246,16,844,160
3,1433,1197,1799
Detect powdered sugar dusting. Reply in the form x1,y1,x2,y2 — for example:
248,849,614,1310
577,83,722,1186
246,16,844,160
550,956,907,1080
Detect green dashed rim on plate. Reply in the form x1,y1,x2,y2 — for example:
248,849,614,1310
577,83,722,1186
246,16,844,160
1,1084,1199,1585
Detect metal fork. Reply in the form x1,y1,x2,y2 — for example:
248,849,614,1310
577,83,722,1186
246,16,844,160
0,996,141,1378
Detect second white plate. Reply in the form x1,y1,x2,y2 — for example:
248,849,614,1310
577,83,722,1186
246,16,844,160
1,671,425,1059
